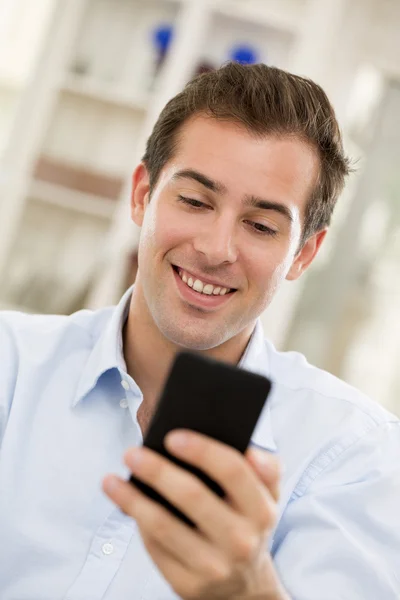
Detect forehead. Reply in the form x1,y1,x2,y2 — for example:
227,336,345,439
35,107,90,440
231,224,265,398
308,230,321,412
170,115,319,210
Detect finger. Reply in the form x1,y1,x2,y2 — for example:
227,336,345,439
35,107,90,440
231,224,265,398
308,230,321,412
164,430,277,530
141,535,204,600
245,447,281,503
123,444,276,564
123,446,241,539
103,472,228,578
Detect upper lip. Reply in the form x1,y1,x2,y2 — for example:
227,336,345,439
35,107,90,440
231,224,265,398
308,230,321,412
173,265,237,290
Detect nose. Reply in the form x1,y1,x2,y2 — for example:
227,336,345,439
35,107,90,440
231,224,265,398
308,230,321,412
193,215,238,266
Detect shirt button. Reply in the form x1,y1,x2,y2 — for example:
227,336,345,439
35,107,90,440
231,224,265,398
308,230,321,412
119,399,129,409
121,380,130,391
102,542,114,555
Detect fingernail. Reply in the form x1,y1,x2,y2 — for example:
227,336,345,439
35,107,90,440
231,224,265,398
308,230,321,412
103,475,120,494
167,430,189,448
126,448,143,468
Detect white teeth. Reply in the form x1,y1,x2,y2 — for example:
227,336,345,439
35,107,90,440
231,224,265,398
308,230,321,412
193,279,204,293
177,268,232,296
203,284,214,295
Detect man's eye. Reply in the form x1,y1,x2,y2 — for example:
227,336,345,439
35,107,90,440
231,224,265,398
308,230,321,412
177,195,208,209
245,220,278,237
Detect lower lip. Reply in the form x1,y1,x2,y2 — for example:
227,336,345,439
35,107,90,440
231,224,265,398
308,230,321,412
172,267,236,310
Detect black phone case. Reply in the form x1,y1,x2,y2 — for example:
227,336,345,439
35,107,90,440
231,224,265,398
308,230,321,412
129,351,272,527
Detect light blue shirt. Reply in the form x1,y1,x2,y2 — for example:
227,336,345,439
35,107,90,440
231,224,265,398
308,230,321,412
0,286,399,600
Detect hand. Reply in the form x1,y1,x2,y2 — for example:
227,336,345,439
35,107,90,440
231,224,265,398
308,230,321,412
103,430,288,600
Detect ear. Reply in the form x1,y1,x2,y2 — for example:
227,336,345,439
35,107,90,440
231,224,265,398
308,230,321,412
286,229,327,281
131,162,150,227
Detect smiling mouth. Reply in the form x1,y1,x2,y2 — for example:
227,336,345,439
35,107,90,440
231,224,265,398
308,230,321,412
172,265,236,297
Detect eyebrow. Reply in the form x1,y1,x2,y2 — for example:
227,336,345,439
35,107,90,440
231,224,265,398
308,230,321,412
244,195,294,224
172,168,293,224
172,169,227,194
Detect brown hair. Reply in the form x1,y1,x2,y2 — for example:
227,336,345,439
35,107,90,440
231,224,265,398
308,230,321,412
142,61,352,245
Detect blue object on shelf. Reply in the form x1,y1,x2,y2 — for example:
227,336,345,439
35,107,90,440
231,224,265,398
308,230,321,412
230,44,259,65
153,24,174,55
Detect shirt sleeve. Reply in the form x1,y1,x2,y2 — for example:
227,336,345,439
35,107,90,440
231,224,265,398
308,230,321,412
273,421,400,600
0,315,18,448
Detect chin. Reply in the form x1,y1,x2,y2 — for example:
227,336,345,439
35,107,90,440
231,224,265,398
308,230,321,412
159,320,228,352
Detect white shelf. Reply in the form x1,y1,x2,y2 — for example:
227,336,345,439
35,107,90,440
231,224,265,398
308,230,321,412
29,180,117,220
61,75,150,112
215,1,300,35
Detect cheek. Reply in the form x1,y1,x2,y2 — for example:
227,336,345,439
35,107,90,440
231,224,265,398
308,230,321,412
246,244,294,295
141,202,192,254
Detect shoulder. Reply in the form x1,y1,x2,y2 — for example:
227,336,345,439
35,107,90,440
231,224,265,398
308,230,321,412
263,339,398,487
265,338,395,427
0,306,117,443
0,306,114,380
0,306,113,347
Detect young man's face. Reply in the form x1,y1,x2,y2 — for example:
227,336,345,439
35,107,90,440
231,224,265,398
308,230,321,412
131,115,324,351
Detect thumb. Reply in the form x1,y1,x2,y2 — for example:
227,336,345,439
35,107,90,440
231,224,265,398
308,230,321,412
246,447,281,502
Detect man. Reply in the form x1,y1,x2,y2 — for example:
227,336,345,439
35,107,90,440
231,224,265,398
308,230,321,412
0,63,399,600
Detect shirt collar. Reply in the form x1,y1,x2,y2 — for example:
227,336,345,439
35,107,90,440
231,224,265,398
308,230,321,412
73,286,132,408
239,321,277,452
73,286,276,452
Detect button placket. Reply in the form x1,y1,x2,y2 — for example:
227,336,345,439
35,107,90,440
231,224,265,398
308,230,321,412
63,509,136,599
120,377,131,409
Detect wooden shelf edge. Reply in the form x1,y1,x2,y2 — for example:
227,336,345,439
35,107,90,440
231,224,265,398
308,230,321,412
29,180,117,219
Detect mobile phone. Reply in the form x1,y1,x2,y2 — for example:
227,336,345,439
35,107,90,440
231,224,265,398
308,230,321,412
129,351,272,527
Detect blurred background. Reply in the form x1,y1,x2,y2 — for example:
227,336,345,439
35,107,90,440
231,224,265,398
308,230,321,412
0,0,399,415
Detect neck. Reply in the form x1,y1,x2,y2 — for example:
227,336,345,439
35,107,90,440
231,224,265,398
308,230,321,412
123,283,255,417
